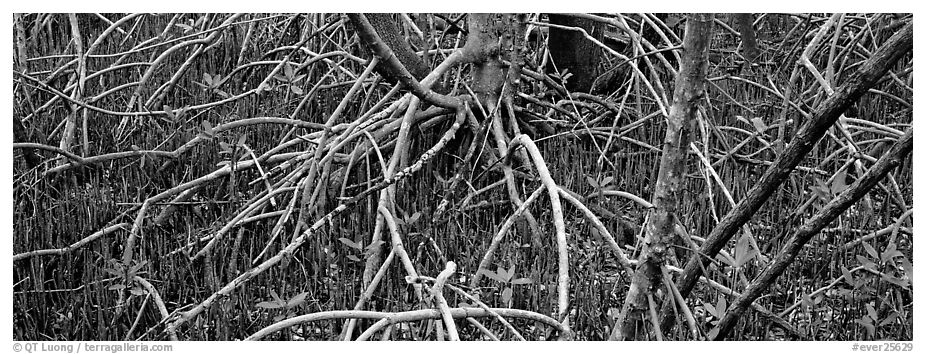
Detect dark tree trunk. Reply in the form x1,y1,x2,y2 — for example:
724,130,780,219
733,13,759,62
547,14,603,93
350,13,431,82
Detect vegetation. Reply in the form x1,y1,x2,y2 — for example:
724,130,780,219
12,13,912,341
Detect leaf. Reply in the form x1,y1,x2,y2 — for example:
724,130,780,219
163,105,175,120
128,261,148,276
338,237,361,250
857,255,878,271
496,267,509,283
201,120,214,135
702,302,718,318
881,274,909,289
237,133,248,147
600,176,614,187
203,73,213,86
585,175,599,190
286,292,309,308
129,287,147,296
364,240,386,257
750,117,768,134
862,242,879,260
810,179,831,201
879,311,900,326
269,289,284,304
108,284,126,291
840,265,855,286
865,303,878,321
507,265,516,282
716,297,727,316
831,169,849,194
801,293,814,311
881,242,902,263
854,318,875,336
283,63,294,79
290,85,304,95
346,255,361,262
511,277,533,285
733,233,757,268
899,257,913,278
103,267,123,277
480,269,507,284
501,287,513,304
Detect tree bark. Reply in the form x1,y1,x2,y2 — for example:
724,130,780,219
732,13,759,62
350,13,431,83
610,13,714,341
663,21,912,334
547,14,603,92
712,128,912,340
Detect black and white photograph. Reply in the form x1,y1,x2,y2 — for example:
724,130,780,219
9,9,916,346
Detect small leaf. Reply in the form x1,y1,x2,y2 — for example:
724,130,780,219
600,176,614,187
203,73,213,86
507,265,516,282
108,284,126,291
881,242,902,263
346,255,361,262
862,242,879,260
801,293,813,311
286,292,309,308
511,277,533,285
283,63,294,79
702,302,718,317
270,290,284,304
840,265,855,286
854,318,875,336
585,175,599,190
750,117,768,134
130,287,146,296
290,85,304,95
201,120,214,135
481,269,507,284
857,254,878,271
865,303,878,321
716,297,727,316
237,133,249,147
501,287,513,304
831,169,849,194
496,267,509,283
163,105,175,120
338,237,361,250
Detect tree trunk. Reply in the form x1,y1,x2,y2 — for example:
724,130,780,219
610,13,714,341
350,13,431,82
733,13,759,62
547,14,603,92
